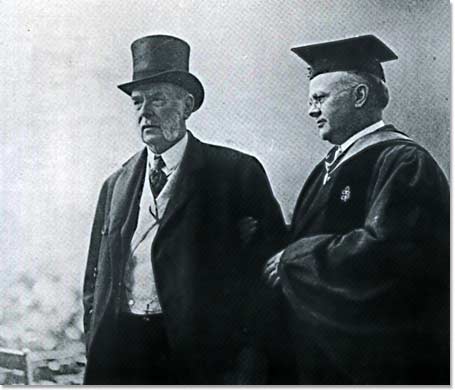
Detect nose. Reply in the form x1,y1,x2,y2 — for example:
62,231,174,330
138,98,157,120
308,104,320,118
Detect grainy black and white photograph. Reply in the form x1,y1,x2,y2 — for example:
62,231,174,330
0,0,450,385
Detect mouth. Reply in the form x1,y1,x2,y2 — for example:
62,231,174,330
316,119,326,129
142,124,161,132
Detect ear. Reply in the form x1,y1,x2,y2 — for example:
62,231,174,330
353,83,369,108
183,94,195,119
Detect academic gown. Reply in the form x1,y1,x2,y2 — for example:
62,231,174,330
279,125,449,385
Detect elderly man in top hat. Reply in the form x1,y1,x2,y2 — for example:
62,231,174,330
264,35,449,384
83,35,287,384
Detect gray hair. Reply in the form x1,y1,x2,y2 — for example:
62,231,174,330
344,71,390,110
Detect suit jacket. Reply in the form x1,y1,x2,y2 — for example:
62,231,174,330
279,126,450,384
83,132,287,384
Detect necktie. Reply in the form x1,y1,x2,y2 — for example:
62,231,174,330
325,145,342,172
149,155,167,198
323,145,342,185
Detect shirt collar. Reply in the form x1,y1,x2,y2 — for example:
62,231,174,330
339,120,385,153
146,132,188,172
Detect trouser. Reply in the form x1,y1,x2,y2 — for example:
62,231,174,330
110,312,174,384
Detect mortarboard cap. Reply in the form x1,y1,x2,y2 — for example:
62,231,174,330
291,34,398,81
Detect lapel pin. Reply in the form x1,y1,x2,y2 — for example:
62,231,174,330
340,186,351,202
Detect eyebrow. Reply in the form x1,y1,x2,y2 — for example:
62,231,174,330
135,91,167,99
132,91,167,102
310,91,328,98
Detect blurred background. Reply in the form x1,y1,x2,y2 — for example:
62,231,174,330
0,0,450,384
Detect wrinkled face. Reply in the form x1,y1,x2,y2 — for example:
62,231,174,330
131,83,191,152
308,72,356,144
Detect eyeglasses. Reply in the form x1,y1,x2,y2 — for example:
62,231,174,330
308,85,356,110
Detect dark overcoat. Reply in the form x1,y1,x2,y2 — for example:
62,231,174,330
279,126,449,385
83,132,287,384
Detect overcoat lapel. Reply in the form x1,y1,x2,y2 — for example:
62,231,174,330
106,132,204,264
156,132,204,234
108,149,147,272
105,131,204,277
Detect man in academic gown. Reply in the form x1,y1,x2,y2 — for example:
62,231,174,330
83,35,288,384
264,35,449,385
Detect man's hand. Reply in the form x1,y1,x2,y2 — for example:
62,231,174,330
238,216,259,245
264,251,283,287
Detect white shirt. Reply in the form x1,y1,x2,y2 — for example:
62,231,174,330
122,133,188,314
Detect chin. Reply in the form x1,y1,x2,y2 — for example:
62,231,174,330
142,134,161,147
320,128,332,142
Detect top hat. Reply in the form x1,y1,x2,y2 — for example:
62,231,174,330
292,35,397,81
118,35,205,111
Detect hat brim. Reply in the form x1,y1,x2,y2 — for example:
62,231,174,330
117,70,204,112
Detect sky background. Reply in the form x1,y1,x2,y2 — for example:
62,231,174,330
0,0,450,292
